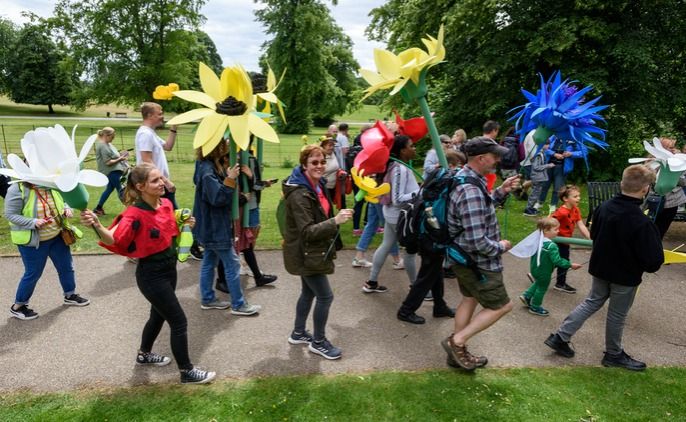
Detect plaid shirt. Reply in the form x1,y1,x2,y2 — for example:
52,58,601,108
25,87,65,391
447,165,508,272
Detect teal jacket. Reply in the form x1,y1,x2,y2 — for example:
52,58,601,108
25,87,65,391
530,240,571,283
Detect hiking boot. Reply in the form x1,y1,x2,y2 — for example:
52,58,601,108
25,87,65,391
362,281,388,293
553,283,577,294
528,305,550,316
519,294,532,307
433,307,456,318
215,279,229,294
231,302,261,316
136,351,171,366
392,261,404,270
288,330,314,345
397,311,425,324
352,257,373,268
255,274,277,286
201,299,231,310
180,367,216,384
447,351,488,368
441,336,476,371
308,338,342,360
9,305,38,320
544,333,575,358
601,350,646,371
64,294,90,307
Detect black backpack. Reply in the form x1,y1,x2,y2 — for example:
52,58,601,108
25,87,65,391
500,136,520,170
345,144,363,170
396,168,491,254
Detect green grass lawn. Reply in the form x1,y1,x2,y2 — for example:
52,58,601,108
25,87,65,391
1,367,684,420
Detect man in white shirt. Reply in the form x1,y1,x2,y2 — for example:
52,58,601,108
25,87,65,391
135,102,178,208
336,123,350,170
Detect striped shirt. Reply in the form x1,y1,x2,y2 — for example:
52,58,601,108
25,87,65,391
447,165,508,272
34,188,62,241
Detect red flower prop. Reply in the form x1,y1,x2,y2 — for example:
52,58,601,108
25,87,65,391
395,111,428,143
354,120,394,175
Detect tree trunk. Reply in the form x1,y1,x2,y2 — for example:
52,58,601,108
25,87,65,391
48,104,55,114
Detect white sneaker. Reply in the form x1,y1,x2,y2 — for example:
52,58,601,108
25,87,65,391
392,261,404,270
231,302,261,316
533,202,541,211
240,265,253,277
352,258,372,268
201,299,231,310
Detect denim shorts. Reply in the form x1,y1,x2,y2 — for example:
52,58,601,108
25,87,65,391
248,207,260,227
452,265,510,310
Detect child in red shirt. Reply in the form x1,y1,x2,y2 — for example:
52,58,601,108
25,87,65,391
551,185,590,293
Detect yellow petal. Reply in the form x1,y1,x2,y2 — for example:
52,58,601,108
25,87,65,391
360,68,387,86
365,195,379,204
273,68,287,92
221,65,253,104
276,102,287,124
227,115,251,150
266,66,276,91
248,113,279,143
167,108,215,125
389,78,410,96
193,113,227,150
173,90,217,109
257,92,279,104
373,49,402,79
168,83,180,91
199,62,222,101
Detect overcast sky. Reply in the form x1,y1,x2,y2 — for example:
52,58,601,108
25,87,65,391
2,0,387,72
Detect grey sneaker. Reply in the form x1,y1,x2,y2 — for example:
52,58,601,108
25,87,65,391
308,338,342,360
64,294,90,307
180,367,216,384
201,299,231,310
288,330,314,345
231,302,261,316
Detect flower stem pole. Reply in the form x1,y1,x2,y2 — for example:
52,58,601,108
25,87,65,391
229,139,239,221
417,95,448,169
240,149,250,228
257,138,264,167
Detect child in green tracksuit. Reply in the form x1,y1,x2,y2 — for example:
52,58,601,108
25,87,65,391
520,217,581,316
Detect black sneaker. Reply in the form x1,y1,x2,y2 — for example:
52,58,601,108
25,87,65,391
9,305,38,320
601,350,646,371
255,274,277,287
308,338,342,360
64,294,90,307
288,330,314,345
362,281,388,293
553,283,577,294
180,367,216,384
189,244,204,261
544,333,575,358
136,351,172,366
397,311,426,324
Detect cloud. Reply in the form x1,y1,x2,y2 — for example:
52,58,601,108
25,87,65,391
2,0,388,72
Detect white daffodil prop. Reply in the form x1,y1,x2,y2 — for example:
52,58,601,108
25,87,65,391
629,137,686,195
0,125,107,191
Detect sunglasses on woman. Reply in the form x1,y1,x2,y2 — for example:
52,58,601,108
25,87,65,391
308,159,327,166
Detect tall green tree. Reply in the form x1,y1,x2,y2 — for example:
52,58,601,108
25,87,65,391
0,18,18,96
49,0,208,108
367,0,686,179
255,0,359,133
5,24,77,113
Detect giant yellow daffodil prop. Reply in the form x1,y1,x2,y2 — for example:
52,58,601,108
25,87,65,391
167,62,279,155
350,167,390,203
255,64,287,123
152,83,179,100
359,26,448,168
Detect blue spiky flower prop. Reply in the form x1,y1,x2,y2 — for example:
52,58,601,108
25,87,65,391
509,71,609,166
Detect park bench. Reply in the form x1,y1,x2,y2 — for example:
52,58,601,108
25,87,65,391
114,112,127,118
586,180,686,226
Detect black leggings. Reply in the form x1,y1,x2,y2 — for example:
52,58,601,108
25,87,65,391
136,258,192,370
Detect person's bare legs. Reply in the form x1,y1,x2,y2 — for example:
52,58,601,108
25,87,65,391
452,299,513,345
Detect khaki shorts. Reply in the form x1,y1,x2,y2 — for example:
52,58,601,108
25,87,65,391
451,265,510,310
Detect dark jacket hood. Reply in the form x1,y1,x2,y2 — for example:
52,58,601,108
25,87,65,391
282,166,325,199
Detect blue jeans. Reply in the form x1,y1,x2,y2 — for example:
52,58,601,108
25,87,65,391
96,170,123,209
248,207,260,227
200,247,244,309
355,203,399,256
16,236,75,304
538,164,566,206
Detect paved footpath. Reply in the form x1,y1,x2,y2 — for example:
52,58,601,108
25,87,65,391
1,242,684,392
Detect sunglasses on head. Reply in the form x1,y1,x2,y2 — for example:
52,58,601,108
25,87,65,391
308,159,327,166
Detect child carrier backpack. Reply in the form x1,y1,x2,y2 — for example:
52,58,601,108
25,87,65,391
396,168,491,281
500,136,520,170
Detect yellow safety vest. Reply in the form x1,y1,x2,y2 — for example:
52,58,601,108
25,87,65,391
175,208,194,262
